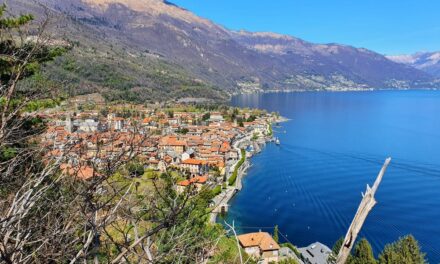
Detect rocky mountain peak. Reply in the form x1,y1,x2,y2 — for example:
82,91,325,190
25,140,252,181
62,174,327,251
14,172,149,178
81,0,216,27
388,51,440,77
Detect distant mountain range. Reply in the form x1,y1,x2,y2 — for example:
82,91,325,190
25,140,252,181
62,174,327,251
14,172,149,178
387,52,440,77
8,0,440,102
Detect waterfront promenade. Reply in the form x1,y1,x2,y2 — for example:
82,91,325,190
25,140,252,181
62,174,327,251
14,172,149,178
209,131,268,223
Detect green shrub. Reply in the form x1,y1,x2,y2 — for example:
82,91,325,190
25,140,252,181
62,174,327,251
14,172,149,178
127,162,144,178
228,149,246,186
211,185,222,196
268,123,273,136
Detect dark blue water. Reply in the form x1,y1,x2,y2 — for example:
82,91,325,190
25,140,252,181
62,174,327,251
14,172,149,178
227,91,440,263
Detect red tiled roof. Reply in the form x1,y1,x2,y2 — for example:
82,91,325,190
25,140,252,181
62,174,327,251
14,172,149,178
177,176,208,186
220,141,231,152
164,156,172,163
182,159,206,165
178,179,191,186
61,164,97,180
195,175,208,183
159,136,187,147
238,232,280,251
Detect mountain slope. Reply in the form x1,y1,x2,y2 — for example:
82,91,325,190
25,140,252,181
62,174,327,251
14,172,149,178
8,0,229,102
387,52,440,77
231,31,437,89
8,0,440,102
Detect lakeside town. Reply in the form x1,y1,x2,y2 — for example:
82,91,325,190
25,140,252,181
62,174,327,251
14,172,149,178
1,1,435,263
30,95,334,264
39,95,274,187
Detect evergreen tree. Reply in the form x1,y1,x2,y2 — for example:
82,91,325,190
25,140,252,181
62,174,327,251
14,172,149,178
332,237,344,254
1,3,65,180
378,235,426,264
328,237,345,263
273,225,279,243
351,238,377,264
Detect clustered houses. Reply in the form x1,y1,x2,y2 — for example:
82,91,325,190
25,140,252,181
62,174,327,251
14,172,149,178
40,106,271,192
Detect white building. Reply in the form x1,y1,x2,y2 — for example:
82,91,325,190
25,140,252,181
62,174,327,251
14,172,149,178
78,119,98,133
209,112,224,122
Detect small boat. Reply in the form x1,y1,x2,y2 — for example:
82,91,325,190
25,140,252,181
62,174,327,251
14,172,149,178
246,145,254,152
275,138,280,145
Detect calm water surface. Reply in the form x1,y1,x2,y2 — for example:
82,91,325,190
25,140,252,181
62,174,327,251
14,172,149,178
226,91,440,262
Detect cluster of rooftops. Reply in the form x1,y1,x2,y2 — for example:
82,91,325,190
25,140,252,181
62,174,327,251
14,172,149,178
36,102,334,263
40,106,270,184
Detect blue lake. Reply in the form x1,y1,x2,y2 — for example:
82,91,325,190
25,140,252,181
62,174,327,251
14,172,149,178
226,91,440,263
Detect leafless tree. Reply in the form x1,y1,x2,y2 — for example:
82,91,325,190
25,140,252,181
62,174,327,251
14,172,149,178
1,4,221,264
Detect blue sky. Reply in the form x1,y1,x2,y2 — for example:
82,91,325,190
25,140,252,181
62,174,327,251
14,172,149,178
171,0,440,55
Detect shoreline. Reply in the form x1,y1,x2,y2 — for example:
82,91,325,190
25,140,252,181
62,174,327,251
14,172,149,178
209,115,289,224
228,87,440,99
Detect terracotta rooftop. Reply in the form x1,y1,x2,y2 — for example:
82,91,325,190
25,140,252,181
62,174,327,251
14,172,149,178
159,136,187,146
177,179,191,186
182,158,206,165
61,164,97,180
237,232,280,251
177,176,208,186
